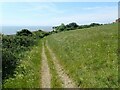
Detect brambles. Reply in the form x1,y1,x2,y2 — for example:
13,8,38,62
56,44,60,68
2,29,49,82
3,41,42,88
2,49,18,80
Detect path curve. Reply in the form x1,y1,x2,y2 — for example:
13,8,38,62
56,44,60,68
46,41,77,88
41,43,51,88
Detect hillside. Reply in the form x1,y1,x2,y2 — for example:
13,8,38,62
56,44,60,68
46,23,118,88
3,23,118,88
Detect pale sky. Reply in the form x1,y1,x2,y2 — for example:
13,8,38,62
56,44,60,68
1,2,118,26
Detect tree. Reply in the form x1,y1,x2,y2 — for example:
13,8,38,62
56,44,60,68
66,22,79,30
16,29,32,36
56,23,66,32
90,23,101,27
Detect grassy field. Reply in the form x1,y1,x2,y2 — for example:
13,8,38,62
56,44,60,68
3,40,42,88
46,23,118,88
2,23,118,88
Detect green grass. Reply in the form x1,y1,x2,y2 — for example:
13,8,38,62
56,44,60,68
46,23,118,88
3,40,42,88
44,39,62,88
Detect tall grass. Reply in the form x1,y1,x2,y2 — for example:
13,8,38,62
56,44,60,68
47,23,118,88
3,40,42,88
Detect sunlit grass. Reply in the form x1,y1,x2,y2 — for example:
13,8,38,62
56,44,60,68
47,23,118,88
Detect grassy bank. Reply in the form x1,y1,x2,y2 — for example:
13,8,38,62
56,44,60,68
3,40,42,88
46,23,118,88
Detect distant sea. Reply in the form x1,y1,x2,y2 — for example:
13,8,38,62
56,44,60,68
0,26,53,35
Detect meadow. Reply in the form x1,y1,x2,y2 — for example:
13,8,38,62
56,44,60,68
46,23,118,88
2,23,118,88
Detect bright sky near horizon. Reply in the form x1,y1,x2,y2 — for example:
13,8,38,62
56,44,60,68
1,2,118,26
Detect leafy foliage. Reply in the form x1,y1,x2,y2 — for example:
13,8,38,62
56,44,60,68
52,22,102,33
2,49,18,80
55,23,66,32
2,29,49,82
66,22,79,30
33,30,50,38
16,29,33,36
3,41,42,88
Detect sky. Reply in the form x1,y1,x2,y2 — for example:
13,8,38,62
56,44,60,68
0,2,118,26
0,0,119,2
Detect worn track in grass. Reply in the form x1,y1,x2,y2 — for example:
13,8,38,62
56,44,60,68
41,43,51,88
46,41,77,88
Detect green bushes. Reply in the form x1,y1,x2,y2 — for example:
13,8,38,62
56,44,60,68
33,30,50,38
16,29,33,36
2,29,49,83
2,49,18,80
66,22,79,30
52,22,102,33
2,35,35,81
3,41,42,88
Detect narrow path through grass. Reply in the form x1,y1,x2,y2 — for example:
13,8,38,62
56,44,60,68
46,23,118,88
46,40,77,88
44,40,62,88
41,42,51,88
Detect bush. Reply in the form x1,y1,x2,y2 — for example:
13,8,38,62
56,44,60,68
90,23,101,27
2,29,49,82
66,22,79,30
52,22,102,33
16,29,32,36
2,49,18,80
2,31,34,81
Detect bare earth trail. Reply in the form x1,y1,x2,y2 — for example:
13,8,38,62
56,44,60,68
46,41,77,88
41,43,51,88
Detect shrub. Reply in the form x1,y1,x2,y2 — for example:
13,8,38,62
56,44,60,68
2,49,18,80
16,29,32,36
